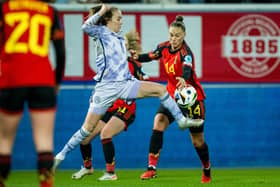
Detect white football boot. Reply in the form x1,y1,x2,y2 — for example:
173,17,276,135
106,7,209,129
52,152,65,173
98,172,117,181
72,166,94,179
178,117,204,130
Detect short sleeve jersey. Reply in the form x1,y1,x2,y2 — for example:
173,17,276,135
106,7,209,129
150,41,206,101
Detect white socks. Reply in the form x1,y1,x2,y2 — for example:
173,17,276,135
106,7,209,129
58,127,91,159
159,92,185,121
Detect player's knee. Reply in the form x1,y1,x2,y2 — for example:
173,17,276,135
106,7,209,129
100,128,113,140
192,139,205,148
153,114,169,131
151,83,167,97
83,122,95,133
158,86,167,96
81,138,91,145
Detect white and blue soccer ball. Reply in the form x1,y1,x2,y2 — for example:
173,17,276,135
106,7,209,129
174,85,197,108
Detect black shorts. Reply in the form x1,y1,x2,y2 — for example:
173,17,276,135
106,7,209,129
0,87,56,113
101,106,135,131
156,100,205,133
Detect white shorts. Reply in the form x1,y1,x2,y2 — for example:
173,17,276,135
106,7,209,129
88,78,141,115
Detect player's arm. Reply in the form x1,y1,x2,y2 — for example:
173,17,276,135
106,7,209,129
51,9,65,86
131,45,162,63
82,4,109,36
176,52,194,89
181,53,194,80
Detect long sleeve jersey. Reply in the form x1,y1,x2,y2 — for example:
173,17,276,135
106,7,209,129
82,13,132,82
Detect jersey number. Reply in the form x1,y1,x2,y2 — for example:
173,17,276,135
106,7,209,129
4,12,51,57
117,107,127,114
187,104,201,118
165,63,175,75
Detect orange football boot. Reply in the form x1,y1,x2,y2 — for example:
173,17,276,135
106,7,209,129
140,169,157,180
201,169,211,183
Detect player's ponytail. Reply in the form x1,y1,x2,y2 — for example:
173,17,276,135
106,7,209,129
125,29,142,54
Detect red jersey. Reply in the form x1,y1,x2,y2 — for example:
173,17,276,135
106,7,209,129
0,0,65,88
148,41,206,101
107,58,146,114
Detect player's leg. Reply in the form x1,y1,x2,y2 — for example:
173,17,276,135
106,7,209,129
141,105,171,180
188,101,211,183
131,80,204,129
0,112,22,187
30,110,55,187
29,87,57,187
190,132,211,183
53,85,112,171
0,88,26,187
99,104,135,181
98,116,124,181
53,111,101,170
72,120,105,179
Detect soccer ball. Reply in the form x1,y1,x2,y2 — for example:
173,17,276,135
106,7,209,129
174,85,197,108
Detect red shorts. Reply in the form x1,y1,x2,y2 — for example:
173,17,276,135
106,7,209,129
102,99,136,130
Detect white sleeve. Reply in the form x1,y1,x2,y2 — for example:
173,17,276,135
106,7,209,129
82,13,101,36
83,13,101,26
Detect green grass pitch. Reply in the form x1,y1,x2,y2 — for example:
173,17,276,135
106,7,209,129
6,168,280,187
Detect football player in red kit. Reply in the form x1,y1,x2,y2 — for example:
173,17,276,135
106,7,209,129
131,16,211,183
0,0,65,187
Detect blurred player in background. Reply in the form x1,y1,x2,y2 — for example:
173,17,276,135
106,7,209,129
0,0,65,187
52,4,204,182
131,16,211,183
57,30,148,181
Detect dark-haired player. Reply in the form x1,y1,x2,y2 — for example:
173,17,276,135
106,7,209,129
131,15,211,183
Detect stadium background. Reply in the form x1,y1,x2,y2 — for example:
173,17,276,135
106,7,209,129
12,4,280,170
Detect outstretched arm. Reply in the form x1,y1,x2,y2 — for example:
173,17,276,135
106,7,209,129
130,50,161,63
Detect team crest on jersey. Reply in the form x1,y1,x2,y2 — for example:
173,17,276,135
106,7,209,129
222,14,280,78
94,95,101,104
184,55,193,66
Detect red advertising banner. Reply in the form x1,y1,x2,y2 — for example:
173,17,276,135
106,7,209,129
58,10,280,82
202,12,280,82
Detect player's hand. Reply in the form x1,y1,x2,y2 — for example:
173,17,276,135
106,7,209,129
130,49,138,60
89,5,102,16
99,4,110,16
176,77,186,90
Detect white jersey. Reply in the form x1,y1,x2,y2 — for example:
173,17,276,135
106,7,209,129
82,13,132,82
